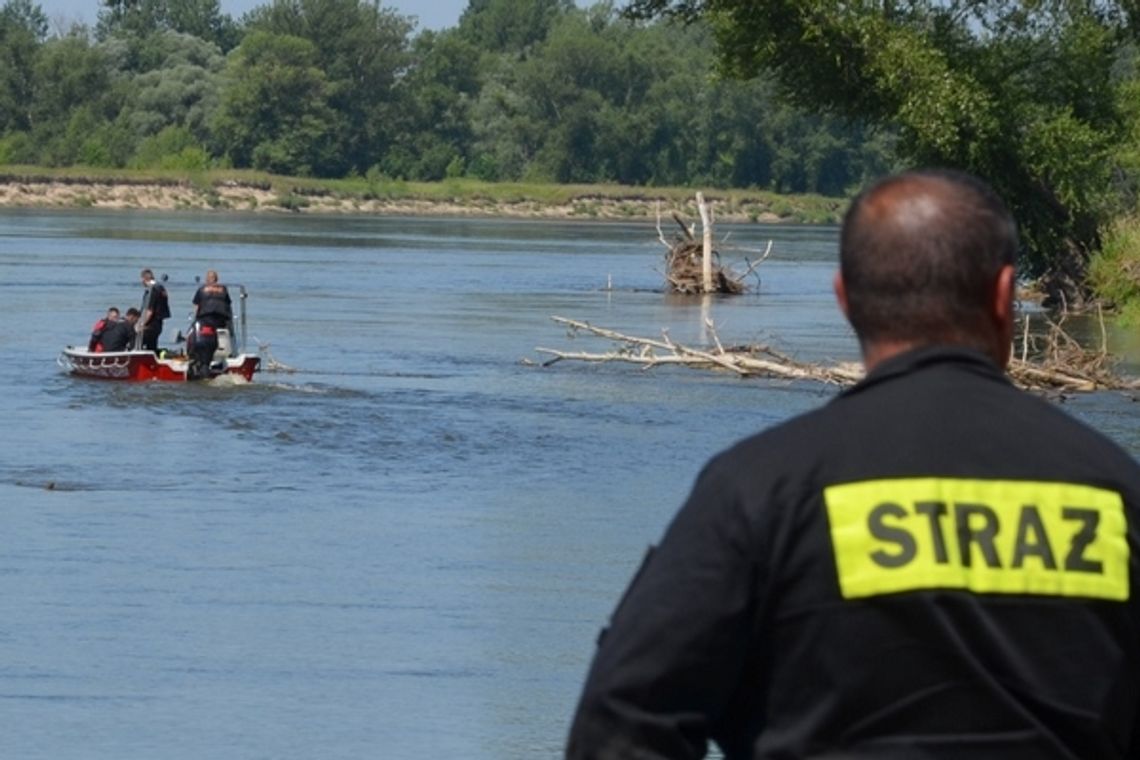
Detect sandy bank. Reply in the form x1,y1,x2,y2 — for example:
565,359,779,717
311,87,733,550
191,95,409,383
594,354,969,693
0,177,792,223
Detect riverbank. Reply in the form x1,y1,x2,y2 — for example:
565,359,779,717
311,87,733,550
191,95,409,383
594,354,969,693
0,169,847,224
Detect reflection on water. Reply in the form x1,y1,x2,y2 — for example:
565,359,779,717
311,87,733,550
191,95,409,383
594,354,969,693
0,209,1138,759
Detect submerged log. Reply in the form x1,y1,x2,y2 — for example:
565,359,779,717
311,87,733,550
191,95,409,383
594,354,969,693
534,315,1140,394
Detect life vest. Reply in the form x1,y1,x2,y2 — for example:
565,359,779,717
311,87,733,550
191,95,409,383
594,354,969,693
195,284,232,326
89,318,109,352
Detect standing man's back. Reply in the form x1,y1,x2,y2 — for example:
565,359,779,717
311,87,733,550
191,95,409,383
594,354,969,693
566,170,1140,759
138,268,170,353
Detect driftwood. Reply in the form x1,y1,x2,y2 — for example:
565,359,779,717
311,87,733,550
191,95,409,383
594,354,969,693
536,317,862,385
657,195,772,295
1006,309,1140,392
534,314,1140,394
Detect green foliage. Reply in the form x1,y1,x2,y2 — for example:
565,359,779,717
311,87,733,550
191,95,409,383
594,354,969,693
457,0,573,53
1089,216,1140,319
0,0,49,132
130,125,209,169
246,0,414,175
117,31,223,145
625,0,1136,290
210,31,341,176
7,0,902,210
31,34,117,135
98,0,239,50
0,130,35,163
381,29,480,180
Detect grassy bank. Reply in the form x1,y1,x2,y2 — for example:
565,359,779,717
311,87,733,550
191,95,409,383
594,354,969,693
1089,215,1140,322
0,165,847,224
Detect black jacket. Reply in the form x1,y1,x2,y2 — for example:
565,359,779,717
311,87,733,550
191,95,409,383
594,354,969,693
567,346,1140,759
193,283,232,328
98,320,136,352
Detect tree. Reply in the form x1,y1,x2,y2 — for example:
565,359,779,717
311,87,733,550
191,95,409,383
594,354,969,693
119,31,223,143
457,0,574,54
245,0,413,175
624,0,1137,297
210,31,341,176
0,0,48,132
29,32,120,164
98,0,238,51
382,29,481,180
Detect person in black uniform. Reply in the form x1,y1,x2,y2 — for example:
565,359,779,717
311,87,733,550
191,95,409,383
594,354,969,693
187,269,233,379
87,306,119,352
98,308,139,352
138,268,170,353
566,169,1140,759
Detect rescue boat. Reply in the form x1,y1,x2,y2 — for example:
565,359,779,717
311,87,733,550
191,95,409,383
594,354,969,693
59,284,261,383
58,343,260,382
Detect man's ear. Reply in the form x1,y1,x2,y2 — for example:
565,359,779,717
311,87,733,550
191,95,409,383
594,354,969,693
992,264,1017,367
833,271,850,320
993,264,1016,325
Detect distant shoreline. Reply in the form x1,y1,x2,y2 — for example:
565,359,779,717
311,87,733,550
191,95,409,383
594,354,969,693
0,174,842,224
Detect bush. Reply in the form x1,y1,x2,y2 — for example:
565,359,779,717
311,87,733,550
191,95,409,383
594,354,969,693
1089,216,1140,321
0,132,37,164
131,126,210,170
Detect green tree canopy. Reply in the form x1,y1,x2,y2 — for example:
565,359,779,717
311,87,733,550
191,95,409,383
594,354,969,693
120,31,223,142
0,0,48,132
210,30,341,175
245,0,413,174
457,0,574,53
381,28,482,179
624,0,1138,295
98,0,239,50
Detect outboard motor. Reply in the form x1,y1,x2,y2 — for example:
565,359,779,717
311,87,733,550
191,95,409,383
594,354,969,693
214,329,233,362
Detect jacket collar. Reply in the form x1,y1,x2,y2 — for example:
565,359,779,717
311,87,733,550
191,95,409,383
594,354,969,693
841,345,1009,398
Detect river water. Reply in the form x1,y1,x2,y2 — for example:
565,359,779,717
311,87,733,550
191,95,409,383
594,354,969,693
2,209,1139,758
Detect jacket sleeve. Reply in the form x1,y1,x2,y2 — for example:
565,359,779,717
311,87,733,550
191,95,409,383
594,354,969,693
566,454,761,759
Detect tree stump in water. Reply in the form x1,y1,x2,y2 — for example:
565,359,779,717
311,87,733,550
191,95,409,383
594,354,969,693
659,193,768,294
665,238,746,294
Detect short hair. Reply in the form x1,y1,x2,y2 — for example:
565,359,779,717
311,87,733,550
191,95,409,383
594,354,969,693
107,306,120,315
126,307,141,317
839,169,1018,349
141,268,154,279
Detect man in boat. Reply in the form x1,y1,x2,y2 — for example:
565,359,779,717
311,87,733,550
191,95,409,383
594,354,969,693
566,170,1140,758
98,308,140,352
87,306,119,352
138,268,170,354
187,269,233,380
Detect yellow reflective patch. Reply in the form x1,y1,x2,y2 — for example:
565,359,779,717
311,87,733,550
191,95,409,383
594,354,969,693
824,478,1129,601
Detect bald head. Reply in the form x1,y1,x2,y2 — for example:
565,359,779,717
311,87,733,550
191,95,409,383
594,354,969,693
837,170,1018,366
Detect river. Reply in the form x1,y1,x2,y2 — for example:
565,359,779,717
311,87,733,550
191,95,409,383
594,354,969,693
2,209,1138,758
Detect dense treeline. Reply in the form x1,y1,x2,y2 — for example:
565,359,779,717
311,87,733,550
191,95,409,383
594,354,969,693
0,0,896,196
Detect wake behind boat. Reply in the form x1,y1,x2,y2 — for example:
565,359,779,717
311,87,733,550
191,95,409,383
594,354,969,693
59,282,261,383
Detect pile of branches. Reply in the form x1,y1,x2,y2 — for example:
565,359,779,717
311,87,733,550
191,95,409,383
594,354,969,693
664,224,747,295
657,196,770,295
534,314,1140,394
1008,310,1140,393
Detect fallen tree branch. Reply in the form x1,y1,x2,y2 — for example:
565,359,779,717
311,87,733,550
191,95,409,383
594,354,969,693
540,316,862,385
537,316,1140,393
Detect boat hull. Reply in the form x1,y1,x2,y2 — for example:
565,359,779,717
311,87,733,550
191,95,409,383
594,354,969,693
59,348,260,382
